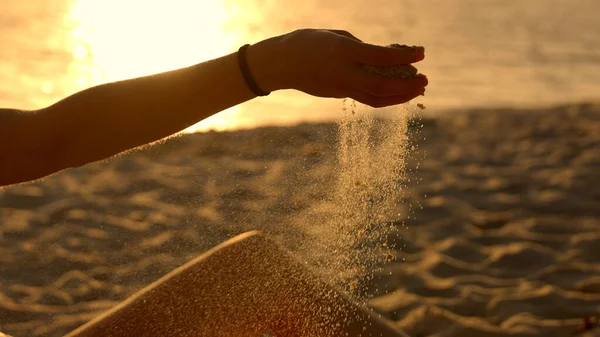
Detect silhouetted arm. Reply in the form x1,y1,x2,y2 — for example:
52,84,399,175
0,41,278,186
0,29,427,187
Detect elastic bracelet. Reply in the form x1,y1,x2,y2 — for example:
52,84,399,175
237,44,270,97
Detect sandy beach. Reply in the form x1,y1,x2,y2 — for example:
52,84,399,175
1,102,600,336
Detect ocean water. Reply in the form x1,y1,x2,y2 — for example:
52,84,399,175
1,0,599,131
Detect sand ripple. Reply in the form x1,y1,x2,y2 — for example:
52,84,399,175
1,103,600,336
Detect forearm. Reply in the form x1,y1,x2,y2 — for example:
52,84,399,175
35,37,284,170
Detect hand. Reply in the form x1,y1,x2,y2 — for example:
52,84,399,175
249,29,428,108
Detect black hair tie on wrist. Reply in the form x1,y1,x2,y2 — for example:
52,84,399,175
237,44,270,97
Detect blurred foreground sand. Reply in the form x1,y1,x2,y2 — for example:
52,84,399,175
1,102,600,336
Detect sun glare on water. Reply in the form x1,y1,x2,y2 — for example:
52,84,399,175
67,0,258,132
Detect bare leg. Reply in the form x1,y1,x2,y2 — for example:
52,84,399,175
65,231,407,337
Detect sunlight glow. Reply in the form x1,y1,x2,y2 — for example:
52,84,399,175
66,0,260,132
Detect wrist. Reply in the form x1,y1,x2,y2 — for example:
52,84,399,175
246,36,289,93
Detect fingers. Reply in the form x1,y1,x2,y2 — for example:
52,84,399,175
328,29,363,42
344,65,428,96
345,86,425,108
344,41,425,66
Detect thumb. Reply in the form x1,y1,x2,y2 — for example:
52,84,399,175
347,42,425,66
328,29,363,42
